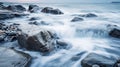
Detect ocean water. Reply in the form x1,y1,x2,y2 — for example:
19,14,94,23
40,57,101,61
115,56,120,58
2,3,120,67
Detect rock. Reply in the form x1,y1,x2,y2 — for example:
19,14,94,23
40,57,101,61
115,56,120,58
18,30,57,52
0,47,31,67
81,53,120,67
0,11,28,20
80,13,97,18
41,7,64,15
28,5,40,13
71,17,84,22
109,28,120,38
6,5,26,12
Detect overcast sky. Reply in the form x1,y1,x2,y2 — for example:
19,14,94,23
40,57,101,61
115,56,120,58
0,0,119,3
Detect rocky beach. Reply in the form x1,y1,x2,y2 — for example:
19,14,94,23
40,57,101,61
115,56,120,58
0,2,120,67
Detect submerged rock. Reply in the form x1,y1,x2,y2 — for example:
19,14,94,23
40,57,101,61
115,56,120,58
109,28,120,38
41,7,64,15
79,13,97,18
6,5,26,12
28,5,41,13
71,17,84,22
0,11,28,20
81,53,120,67
0,47,31,67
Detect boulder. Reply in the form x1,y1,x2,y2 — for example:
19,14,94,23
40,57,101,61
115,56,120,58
41,7,64,15
79,13,97,18
0,47,31,67
71,17,84,22
109,28,120,38
6,5,26,12
81,53,120,67
28,5,40,13
17,29,71,53
18,30,57,52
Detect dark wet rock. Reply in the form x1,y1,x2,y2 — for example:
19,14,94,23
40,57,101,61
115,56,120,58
0,47,31,67
18,30,58,52
28,5,41,13
18,29,69,54
71,17,84,22
0,11,28,20
6,5,26,12
81,53,120,67
41,7,64,15
109,28,120,38
29,17,40,21
56,39,71,49
79,13,97,18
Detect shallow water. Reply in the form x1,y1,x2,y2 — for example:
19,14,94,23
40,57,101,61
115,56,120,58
1,3,120,67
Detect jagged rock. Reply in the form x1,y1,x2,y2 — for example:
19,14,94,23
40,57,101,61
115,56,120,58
41,7,64,15
17,29,71,54
81,53,120,67
18,30,58,52
0,47,31,67
109,28,120,38
71,17,84,22
28,5,40,13
79,13,97,18
6,5,26,12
